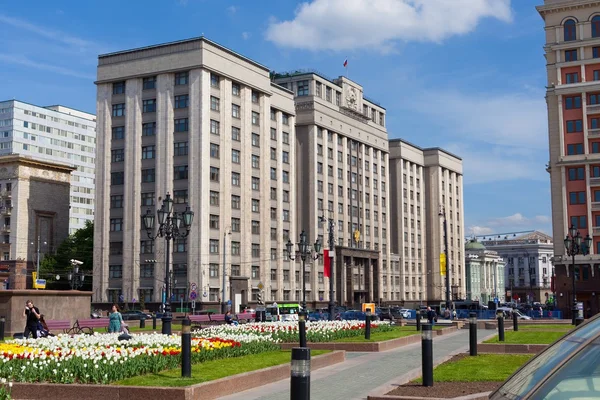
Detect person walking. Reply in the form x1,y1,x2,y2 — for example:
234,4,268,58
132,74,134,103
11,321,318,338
426,306,437,326
108,304,124,333
23,300,41,339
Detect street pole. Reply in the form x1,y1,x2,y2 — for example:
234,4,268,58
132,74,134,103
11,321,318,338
222,230,228,314
572,252,577,326
442,211,450,311
327,219,335,321
163,237,172,335
36,235,40,280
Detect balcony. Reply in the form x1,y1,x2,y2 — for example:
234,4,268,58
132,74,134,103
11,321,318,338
593,202,600,211
593,226,600,235
0,207,11,216
588,104,600,115
1,225,9,233
591,177,600,186
590,128,600,138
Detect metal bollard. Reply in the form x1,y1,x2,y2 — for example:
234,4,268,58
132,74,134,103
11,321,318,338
422,324,433,387
152,315,157,330
365,312,371,340
575,317,584,326
469,312,477,356
0,317,5,341
181,318,192,378
298,312,307,348
416,310,421,331
513,312,518,332
140,318,146,329
291,347,310,400
497,313,505,342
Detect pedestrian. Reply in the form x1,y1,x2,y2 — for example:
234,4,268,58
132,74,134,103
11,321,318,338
426,306,437,326
23,300,41,339
108,304,124,333
444,308,450,320
452,309,457,320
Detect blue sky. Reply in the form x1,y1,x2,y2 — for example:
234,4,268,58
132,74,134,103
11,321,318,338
0,0,551,236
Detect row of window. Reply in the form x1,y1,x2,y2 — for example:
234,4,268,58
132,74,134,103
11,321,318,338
567,166,600,180
562,17,600,42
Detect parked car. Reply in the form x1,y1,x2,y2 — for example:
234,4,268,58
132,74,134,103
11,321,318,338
490,313,600,399
90,311,102,319
121,310,152,321
376,307,394,321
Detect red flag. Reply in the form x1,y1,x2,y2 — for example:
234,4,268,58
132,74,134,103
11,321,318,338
324,249,330,278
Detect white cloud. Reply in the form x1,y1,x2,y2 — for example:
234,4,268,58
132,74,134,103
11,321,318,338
241,32,250,40
469,226,494,235
228,5,238,14
266,0,512,51
0,54,94,80
468,213,552,237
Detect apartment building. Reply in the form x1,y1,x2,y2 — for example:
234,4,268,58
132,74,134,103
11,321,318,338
538,0,600,317
0,100,96,234
272,71,391,306
479,231,554,303
464,239,505,304
389,139,464,306
93,37,296,308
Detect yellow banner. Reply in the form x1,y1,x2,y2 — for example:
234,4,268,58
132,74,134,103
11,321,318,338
440,253,446,276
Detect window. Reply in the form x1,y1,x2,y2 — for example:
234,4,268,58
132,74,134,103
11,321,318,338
109,265,122,279
252,177,259,190
112,103,125,117
111,149,124,162
592,142,600,153
209,239,219,254
110,218,123,232
232,83,240,96
140,240,154,253
231,195,241,209
336,91,341,105
570,215,587,229
232,127,240,141
142,145,155,159
210,191,219,206
143,76,156,90
593,15,600,37
567,143,584,155
326,86,332,102
565,49,578,62
564,19,577,41
210,73,220,88
252,244,260,258
209,214,219,229
252,220,260,234
110,195,123,208
283,170,289,183
112,81,125,95
590,94,600,105
142,122,156,136
173,189,188,204
231,217,241,232
568,167,585,181
271,168,277,180
210,143,220,158
174,141,188,156
566,120,583,133
297,80,309,96
174,118,188,132
210,96,219,111
210,167,219,182
252,155,259,169
251,91,259,103
569,191,586,205
283,132,289,144
232,149,241,164
142,99,156,113
232,104,240,119
595,47,600,59
174,165,188,180
175,72,189,86
209,264,219,278
112,126,125,140
252,266,259,278
232,172,240,186
596,71,600,82
566,72,579,84
141,168,155,183
210,119,220,135
565,96,582,109
174,94,189,109
141,192,154,206
282,114,289,125
252,112,260,125
282,151,289,164
111,171,124,185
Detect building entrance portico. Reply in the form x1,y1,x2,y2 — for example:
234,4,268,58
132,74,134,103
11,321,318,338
334,246,380,308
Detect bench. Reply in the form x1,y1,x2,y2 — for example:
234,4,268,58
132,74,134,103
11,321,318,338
209,314,226,324
75,318,110,334
236,313,256,323
45,320,72,334
188,314,212,330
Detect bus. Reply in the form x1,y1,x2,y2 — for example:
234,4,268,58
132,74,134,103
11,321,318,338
265,303,300,322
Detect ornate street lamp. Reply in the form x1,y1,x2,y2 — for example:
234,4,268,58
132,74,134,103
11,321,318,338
142,193,194,334
564,225,592,326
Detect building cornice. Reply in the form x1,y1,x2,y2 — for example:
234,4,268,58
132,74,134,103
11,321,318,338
0,154,75,174
537,0,600,19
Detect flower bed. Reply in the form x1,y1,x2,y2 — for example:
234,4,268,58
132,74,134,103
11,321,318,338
195,320,393,343
0,332,278,385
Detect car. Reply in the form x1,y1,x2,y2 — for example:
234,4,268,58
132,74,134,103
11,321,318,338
90,311,103,319
376,307,394,321
120,310,152,321
490,313,600,399
398,308,411,318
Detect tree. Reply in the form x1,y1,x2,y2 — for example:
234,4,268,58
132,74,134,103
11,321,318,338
39,221,93,290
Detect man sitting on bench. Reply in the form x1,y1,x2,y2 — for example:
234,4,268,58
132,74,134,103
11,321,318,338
225,311,238,326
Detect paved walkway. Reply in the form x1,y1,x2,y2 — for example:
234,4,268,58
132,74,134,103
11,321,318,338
221,328,493,400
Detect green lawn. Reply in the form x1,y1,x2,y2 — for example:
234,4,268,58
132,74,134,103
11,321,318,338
334,326,422,343
484,331,566,344
415,354,532,383
115,350,330,387
518,324,573,331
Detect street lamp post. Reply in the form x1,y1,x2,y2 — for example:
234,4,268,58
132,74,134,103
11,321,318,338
319,216,336,321
142,193,194,335
439,207,450,311
68,262,85,290
563,225,592,326
285,230,321,347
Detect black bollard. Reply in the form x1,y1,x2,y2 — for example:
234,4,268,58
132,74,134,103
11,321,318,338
365,312,371,340
416,310,421,331
152,315,157,330
162,314,172,335
422,324,433,387
181,318,191,378
497,313,505,342
290,347,310,400
576,317,584,326
299,312,307,348
0,316,5,341
140,318,146,329
513,312,518,332
469,312,477,356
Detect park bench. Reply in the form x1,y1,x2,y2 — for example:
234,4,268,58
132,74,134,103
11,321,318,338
209,314,227,324
236,313,256,323
188,314,212,330
44,320,72,334
75,318,109,334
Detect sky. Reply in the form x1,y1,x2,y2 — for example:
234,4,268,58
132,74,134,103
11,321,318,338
0,0,552,237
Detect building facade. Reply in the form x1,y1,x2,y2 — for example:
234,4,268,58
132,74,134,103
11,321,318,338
272,71,390,307
464,239,505,304
0,154,74,289
93,38,297,308
389,139,465,307
537,0,600,317
479,231,554,304
0,100,96,234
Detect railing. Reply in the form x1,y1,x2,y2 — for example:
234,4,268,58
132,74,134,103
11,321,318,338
588,104,600,114
589,128,600,138
592,202,600,211
591,177,600,186
593,227,600,235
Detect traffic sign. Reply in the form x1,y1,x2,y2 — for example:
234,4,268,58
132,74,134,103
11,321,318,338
190,283,197,292
494,297,499,303
258,282,264,290
189,291,197,300
191,300,196,309
227,300,231,305
132,298,137,304
119,295,124,302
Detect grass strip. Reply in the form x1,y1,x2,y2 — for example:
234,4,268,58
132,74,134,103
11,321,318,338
518,324,573,331
414,354,532,383
115,350,330,387
484,331,566,344
334,327,420,342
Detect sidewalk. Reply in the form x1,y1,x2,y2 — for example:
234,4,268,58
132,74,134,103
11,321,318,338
220,328,493,400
